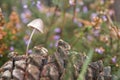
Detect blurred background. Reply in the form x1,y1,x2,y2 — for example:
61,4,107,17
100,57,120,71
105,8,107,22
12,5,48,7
0,0,120,78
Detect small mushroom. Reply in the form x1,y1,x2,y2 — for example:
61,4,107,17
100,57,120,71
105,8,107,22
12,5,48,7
26,18,44,55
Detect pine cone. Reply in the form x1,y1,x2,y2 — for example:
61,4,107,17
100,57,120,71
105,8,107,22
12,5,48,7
0,39,112,80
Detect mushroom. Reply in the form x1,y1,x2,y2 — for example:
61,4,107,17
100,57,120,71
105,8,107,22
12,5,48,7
26,18,44,55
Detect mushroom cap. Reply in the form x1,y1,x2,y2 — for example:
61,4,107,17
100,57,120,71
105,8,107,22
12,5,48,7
27,18,44,33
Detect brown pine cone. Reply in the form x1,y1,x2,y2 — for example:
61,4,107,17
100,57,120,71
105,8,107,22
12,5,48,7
0,39,112,80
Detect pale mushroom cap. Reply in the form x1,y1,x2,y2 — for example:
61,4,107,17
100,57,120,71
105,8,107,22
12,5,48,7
27,18,44,33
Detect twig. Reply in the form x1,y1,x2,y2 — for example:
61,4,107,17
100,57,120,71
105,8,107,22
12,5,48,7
72,0,77,21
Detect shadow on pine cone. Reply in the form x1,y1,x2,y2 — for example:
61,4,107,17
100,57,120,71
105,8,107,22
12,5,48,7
0,39,112,80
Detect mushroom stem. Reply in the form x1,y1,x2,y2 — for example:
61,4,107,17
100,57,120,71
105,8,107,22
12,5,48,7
26,29,36,55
